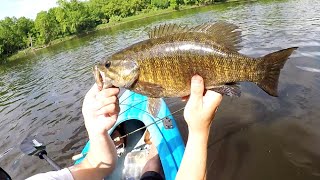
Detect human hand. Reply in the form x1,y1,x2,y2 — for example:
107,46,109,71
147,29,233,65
82,84,120,138
183,75,222,133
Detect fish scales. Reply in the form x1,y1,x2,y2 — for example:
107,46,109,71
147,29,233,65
94,22,298,97
116,41,261,97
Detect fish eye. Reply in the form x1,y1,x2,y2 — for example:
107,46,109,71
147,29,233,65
105,61,111,68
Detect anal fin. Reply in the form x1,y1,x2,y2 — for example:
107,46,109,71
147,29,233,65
208,83,241,97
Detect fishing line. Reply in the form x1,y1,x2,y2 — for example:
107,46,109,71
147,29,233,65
113,106,185,142
118,99,149,117
118,89,182,115
72,98,185,161
118,90,136,105
116,93,186,142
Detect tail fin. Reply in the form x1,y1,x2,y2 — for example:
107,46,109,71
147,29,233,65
257,47,298,96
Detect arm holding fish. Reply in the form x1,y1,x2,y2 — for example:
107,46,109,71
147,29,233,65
69,84,120,180
176,75,222,180
26,85,120,180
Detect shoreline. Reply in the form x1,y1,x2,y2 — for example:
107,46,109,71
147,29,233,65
7,1,245,62
7,5,206,61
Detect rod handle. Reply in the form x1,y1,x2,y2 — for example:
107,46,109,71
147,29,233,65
39,151,61,171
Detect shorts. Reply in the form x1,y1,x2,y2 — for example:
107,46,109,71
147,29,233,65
140,171,164,180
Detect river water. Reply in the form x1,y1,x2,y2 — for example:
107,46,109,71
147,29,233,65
1,0,320,179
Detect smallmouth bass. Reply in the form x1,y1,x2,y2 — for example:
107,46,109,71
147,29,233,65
93,22,297,97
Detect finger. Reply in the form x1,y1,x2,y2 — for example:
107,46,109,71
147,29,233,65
96,88,120,99
108,113,118,121
112,101,120,114
96,96,118,108
86,84,100,97
102,113,118,129
188,75,205,105
203,90,222,112
96,104,118,115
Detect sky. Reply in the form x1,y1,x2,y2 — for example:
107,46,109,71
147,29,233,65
0,0,58,20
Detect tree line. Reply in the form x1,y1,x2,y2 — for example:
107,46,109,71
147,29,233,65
0,0,225,60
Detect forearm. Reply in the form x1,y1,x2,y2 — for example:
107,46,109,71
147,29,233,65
69,134,117,180
176,128,210,180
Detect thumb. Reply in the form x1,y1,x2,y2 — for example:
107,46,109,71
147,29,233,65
188,75,205,105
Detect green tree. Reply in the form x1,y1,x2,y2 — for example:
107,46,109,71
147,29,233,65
89,0,110,21
0,18,21,55
16,17,35,48
34,11,58,45
53,7,71,35
169,0,180,10
57,0,96,34
151,0,170,9
0,16,34,58
183,0,197,5
1,0,225,60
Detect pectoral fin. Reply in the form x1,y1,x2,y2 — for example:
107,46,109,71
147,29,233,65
137,81,165,98
147,98,162,119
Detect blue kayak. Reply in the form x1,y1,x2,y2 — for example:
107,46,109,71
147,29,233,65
74,90,185,179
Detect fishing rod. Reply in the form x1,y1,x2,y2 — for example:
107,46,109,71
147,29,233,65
0,136,62,179
20,136,61,171
0,136,61,180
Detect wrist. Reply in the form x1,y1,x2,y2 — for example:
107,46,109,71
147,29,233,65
188,125,211,135
188,126,210,139
86,134,117,168
88,131,109,141
187,129,210,149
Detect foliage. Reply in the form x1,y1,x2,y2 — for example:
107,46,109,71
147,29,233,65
0,0,224,61
170,0,180,10
151,0,170,9
0,17,35,58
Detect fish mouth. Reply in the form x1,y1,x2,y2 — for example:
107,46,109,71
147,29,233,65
93,65,112,91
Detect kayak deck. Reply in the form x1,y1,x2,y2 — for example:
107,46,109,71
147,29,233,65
74,90,185,179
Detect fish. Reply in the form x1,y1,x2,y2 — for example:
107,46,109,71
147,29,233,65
93,22,298,98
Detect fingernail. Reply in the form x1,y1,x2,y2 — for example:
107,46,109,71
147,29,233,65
191,75,202,84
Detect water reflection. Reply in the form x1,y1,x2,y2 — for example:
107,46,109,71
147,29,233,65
0,0,320,179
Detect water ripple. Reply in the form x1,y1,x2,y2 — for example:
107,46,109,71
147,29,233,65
1,0,320,179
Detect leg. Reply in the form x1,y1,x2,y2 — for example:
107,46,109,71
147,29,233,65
140,140,164,180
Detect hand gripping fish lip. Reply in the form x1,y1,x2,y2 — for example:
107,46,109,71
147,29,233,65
93,64,113,90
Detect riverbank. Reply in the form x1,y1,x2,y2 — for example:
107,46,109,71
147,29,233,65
6,5,200,62
6,0,249,62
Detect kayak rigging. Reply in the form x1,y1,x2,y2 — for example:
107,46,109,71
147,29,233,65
113,106,185,142
113,90,185,143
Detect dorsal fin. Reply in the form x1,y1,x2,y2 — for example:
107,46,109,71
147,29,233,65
148,22,242,51
148,24,188,39
190,22,242,51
